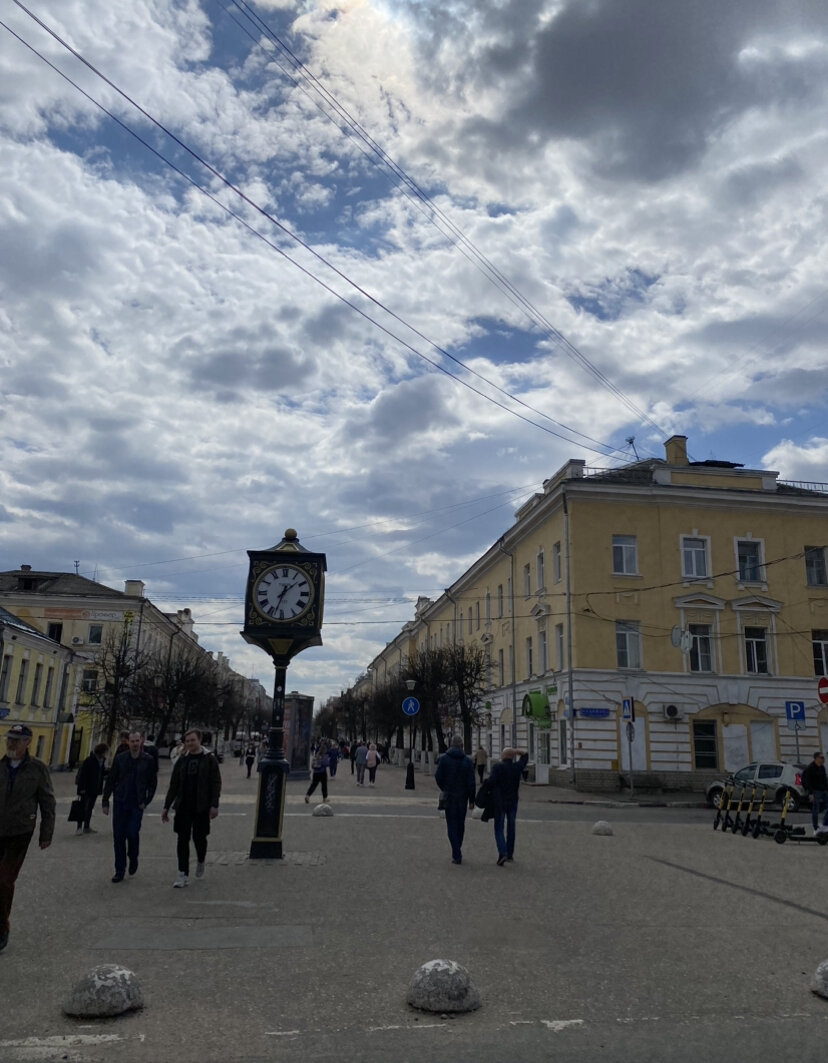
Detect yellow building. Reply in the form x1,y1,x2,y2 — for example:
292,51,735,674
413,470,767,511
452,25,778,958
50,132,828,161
358,436,828,792
0,605,77,764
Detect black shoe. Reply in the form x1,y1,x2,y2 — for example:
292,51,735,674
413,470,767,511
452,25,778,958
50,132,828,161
497,855,507,866
506,856,514,862
128,861,138,876
0,929,8,952
451,858,462,865
111,873,125,883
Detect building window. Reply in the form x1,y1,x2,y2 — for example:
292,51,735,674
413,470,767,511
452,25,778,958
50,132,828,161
498,649,504,687
538,629,548,673
497,584,503,618
485,591,491,624
693,720,718,770
689,624,713,672
467,609,472,635
616,621,641,669
612,535,637,575
806,547,828,587
537,549,545,591
81,668,98,693
506,577,512,615
813,630,828,677
35,736,45,760
523,563,531,597
525,637,533,678
47,622,63,642
553,541,562,583
559,718,568,766
0,655,11,702
43,667,54,708
737,540,764,583
14,660,28,704
682,536,708,579
31,662,42,706
475,601,481,631
555,623,564,669
88,624,103,644
744,626,769,673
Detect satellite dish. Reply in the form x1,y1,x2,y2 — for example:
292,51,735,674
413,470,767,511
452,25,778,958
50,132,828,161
680,630,693,654
670,626,683,648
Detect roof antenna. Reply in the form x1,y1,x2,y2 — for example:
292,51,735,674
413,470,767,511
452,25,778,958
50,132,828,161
625,435,640,460
74,560,80,575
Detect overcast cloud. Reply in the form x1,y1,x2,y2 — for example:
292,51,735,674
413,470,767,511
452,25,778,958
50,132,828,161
1,0,827,705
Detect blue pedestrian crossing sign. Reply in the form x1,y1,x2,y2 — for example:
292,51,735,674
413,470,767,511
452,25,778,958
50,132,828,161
402,697,420,716
785,700,806,723
622,697,635,721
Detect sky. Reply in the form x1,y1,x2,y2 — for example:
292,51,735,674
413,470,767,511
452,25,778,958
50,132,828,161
2,0,828,708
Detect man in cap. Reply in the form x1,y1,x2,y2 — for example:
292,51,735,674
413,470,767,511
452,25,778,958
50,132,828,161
488,747,529,866
434,735,476,865
0,724,56,952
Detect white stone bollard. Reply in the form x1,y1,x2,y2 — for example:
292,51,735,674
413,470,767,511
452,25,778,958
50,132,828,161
407,959,481,1013
63,964,143,1017
312,803,334,816
592,820,614,836
811,960,828,997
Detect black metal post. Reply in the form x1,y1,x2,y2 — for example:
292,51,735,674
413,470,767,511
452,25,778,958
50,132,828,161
249,661,290,859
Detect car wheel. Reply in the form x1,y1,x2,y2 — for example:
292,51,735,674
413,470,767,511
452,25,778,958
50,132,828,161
708,786,724,810
776,788,800,812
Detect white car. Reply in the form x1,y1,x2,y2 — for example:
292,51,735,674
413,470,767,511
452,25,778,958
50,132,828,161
706,761,806,812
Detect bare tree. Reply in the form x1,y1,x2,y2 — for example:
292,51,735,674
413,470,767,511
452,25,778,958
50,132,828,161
445,643,490,751
85,621,151,745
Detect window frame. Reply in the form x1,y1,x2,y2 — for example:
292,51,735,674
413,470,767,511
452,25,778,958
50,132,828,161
736,538,765,584
615,620,642,670
813,630,828,677
612,534,638,576
689,623,714,673
744,625,769,674
806,547,828,587
681,535,709,580
552,541,562,583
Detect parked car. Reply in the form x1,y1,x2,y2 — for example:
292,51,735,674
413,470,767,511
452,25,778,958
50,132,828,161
706,761,806,811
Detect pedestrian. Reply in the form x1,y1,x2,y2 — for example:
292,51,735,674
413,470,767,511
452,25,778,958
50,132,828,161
142,734,160,771
354,740,368,786
305,742,329,803
801,750,828,836
244,745,256,779
115,731,130,756
434,736,476,865
472,745,488,784
101,731,158,883
0,724,55,953
170,738,185,770
488,748,529,866
161,729,222,888
349,741,356,775
74,742,109,834
365,742,380,787
328,743,339,777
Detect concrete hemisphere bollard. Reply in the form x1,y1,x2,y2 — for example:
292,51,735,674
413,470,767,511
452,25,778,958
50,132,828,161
592,820,614,836
63,964,143,1018
811,960,828,998
407,959,481,1013
312,803,334,816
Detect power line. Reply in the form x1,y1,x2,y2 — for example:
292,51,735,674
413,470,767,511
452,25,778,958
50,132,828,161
6,1,631,461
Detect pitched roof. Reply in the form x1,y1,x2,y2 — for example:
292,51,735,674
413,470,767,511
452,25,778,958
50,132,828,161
0,570,128,598
0,604,56,639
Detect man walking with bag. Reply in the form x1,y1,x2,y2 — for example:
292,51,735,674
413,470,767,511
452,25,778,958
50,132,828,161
75,742,109,835
434,736,476,865
489,747,529,866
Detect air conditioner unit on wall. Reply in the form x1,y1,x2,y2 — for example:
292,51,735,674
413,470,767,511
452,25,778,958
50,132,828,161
71,637,83,645
663,704,683,721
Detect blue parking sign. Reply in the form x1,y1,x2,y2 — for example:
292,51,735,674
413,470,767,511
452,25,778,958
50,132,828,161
785,700,805,723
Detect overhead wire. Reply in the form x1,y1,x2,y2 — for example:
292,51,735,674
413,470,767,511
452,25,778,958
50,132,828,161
5,0,630,461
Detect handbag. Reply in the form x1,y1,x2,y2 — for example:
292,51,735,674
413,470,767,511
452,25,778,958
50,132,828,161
437,791,448,811
68,797,83,824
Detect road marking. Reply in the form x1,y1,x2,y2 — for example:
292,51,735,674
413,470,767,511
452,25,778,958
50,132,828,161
541,1019,585,1032
0,1036,129,1046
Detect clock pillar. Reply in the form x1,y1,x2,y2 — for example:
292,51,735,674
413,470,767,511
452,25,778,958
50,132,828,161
242,529,326,860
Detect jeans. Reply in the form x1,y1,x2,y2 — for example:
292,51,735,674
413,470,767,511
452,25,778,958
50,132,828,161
443,796,468,862
175,811,210,875
811,790,828,830
307,771,328,800
112,802,144,876
356,764,366,785
368,764,378,784
494,799,518,858
0,831,33,934
476,764,485,784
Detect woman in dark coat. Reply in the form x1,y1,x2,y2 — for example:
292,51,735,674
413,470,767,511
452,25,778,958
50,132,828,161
75,743,109,834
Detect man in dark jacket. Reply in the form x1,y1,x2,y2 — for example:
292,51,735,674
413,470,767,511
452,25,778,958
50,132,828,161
75,742,109,835
0,723,55,952
489,748,529,866
162,729,222,888
102,731,157,883
801,751,828,836
434,736,476,865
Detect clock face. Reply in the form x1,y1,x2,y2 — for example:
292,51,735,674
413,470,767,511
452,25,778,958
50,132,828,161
253,564,314,622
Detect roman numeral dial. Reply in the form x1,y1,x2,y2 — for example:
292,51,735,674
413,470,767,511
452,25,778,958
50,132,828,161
253,564,314,621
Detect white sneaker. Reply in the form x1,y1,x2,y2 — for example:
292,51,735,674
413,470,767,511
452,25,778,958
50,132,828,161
195,862,205,878
819,825,828,834
173,872,188,888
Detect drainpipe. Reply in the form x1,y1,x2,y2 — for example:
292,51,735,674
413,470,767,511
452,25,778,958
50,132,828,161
563,488,576,784
497,538,517,749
